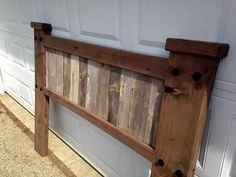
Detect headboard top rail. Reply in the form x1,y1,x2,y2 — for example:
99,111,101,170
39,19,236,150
166,38,229,58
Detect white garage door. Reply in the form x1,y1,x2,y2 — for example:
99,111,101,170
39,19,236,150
0,0,236,177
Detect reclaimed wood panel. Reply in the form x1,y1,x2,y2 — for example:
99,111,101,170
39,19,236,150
46,48,163,145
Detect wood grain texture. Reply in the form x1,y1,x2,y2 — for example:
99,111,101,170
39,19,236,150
63,53,71,100
33,26,51,157
128,74,151,140
117,70,137,132
151,53,220,177
86,60,99,113
46,49,163,145
70,55,80,104
144,79,163,146
148,79,163,147
108,66,121,125
78,58,87,107
46,48,56,90
96,64,110,119
166,38,230,59
43,34,168,80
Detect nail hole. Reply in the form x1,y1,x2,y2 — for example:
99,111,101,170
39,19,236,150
156,159,165,167
34,37,37,41
171,68,180,76
192,72,202,81
35,84,38,88
40,87,42,91
175,170,183,177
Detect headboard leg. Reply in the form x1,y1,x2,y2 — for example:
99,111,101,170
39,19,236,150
32,22,52,156
151,38,229,177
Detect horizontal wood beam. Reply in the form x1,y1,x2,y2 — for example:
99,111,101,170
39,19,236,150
43,88,155,162
166,38,229,58
42,34,168,80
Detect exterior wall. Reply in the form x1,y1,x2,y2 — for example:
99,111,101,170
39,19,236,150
0,0,236,176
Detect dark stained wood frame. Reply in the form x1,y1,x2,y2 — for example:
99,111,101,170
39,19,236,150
31,22,229,177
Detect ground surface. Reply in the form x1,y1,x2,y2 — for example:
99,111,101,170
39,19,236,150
0,103,67,177
0,94,102,177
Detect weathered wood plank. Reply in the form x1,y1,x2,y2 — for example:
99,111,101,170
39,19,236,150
117,70,136,132
96,64,110,119
70,55,80,104
128,74,151,141
108,66,122,125
46,48,56,90
63,53,71,100
145,79,163,146
47,49,64,95
78,58,87,107
86,60,99,113
55,50,64,95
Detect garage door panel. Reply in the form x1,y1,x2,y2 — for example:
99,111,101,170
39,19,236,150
17,79,33,106
8,42,26,69
24,47,35,73
2,71,17,96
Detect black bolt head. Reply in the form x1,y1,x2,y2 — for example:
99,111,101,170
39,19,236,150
171,68,180,76
156,159,165,167
175,170,183,177
192,72,202,81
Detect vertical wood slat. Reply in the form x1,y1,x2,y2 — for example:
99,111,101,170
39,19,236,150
108,66,121,125
86,60,99,113
70,55,80,104
78,57,87,107
146,79,163,146
128,75,151,140
117,70,137,132
96,64,110,119
63,53,71,99
55,51,64,95
47,48,56,90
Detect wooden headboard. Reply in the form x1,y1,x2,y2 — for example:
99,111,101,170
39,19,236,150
31,22,229,177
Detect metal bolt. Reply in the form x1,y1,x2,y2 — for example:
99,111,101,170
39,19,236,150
171,68,180,76
192,72,202,81
175,170,183,177
156,159,165,167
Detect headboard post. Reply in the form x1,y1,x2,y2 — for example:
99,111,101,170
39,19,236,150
31,22,52,156
151,39,229,177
